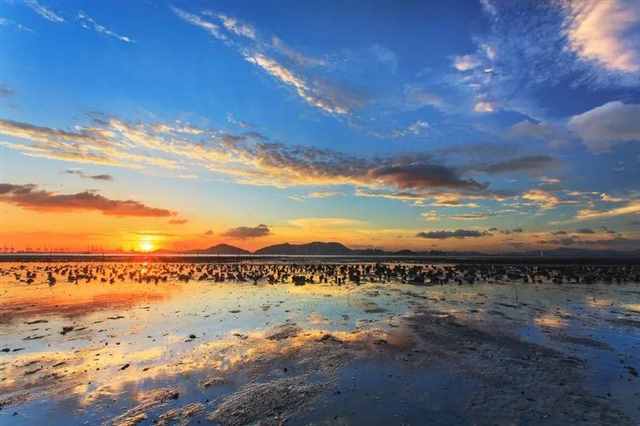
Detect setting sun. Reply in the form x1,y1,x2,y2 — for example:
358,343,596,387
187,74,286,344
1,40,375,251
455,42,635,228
138,240,155,253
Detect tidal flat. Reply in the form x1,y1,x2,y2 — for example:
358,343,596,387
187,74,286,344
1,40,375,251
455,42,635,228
0,261,639,425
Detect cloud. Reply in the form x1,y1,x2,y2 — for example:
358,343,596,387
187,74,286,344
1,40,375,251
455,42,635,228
403,85,445,110
77,11,134,43
0,17,33,32
390,120,430,139
24,0,64,23
600,193,625,203
568,101,640,151
244,52,355,115
472,155,557,175
453,54,481,71
0,183,175,217
368,163,486,192
271,36,327,68
204,229,214,235
0,116,508,196
222,224,270,239
421,211,438,221
522,189,561,209
575,227,595,234
449,213,490,221
172,6,226,40
508,120,572,148
0,118,181,169
65,169,113,181
564,0,640,73
415,229,489,239
168,218,188,225
457,1,640,118
473,101,495,113
205,12,256,39
576,200,640,220
370,44,398,73
172,8,361,116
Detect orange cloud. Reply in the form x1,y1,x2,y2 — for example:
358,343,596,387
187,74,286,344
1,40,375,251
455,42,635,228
0,183,176,217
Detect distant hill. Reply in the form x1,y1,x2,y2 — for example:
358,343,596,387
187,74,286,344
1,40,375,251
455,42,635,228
187,243,250,255
178,241,639,258
254,241,352,255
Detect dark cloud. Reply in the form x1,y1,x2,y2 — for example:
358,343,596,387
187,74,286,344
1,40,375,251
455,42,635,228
0,183,175,217
369,163,486,191
575,228,595,234
415,229,490,239
65,169,114,181
168,218,188,225
471,155,557,175
223,224,270,239
500,227,523,235
551,230,568,235
204,230,214,235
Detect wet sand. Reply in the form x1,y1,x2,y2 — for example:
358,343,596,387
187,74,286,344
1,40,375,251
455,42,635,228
1,262,639,425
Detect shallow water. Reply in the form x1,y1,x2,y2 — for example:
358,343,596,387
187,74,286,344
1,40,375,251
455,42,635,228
1,262,639,425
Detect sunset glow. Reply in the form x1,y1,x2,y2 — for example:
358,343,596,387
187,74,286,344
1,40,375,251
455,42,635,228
0,0,639,254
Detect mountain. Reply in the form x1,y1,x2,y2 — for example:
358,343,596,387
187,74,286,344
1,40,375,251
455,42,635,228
254,241,352,255
187,243,250,255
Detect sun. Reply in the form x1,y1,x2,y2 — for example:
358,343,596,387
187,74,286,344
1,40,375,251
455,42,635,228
138,240,155,253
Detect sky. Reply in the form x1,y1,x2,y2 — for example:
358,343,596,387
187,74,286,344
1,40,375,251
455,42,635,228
1,0,640,253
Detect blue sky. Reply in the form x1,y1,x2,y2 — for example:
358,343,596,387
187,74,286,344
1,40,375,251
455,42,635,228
1,0,640,252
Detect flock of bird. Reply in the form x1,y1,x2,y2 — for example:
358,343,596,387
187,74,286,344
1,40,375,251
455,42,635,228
2,262,640,287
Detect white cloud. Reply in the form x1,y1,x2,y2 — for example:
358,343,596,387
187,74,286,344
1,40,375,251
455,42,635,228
244,52,350,115
271,36,327,68
522,189,561,209
24,0,64,23
421,211,439,221
453,54,481,71
77,11,133,43
564,0,640,73
205,12,256,39
576,200,640,220
474,101,494,113
568,101,640,151
391,120,430,139
508,120,572,148
172,7,226,40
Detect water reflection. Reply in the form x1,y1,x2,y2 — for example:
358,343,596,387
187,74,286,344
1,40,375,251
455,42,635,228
0,262,639,425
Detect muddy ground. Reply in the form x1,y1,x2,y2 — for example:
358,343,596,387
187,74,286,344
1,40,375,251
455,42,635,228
0,263,639,425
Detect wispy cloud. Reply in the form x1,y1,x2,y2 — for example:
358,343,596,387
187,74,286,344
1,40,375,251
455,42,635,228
0,17,33,32
563,0,640,73
171,7,364,116
172,6,226,40
455,1,640,117
576,200,640,221
0,183,175,217
24,0,64,23
0,116,494,195
244,52,351,115
77,11,134,43
204,11,256,39
64,169,113,181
